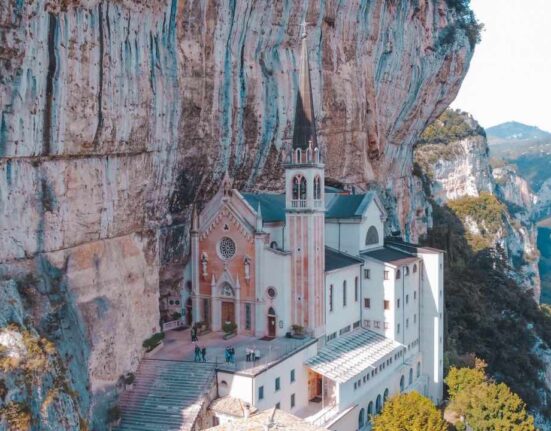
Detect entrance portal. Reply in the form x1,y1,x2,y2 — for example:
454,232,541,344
267,307,276,337
221,301,235,324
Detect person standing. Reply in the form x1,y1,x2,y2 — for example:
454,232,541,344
201,346,207,362
194,344,201,362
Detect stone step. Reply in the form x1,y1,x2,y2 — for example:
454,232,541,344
116,359,215,431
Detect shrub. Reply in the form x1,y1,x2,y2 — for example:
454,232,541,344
0,402,32,431
171,311,182,321
291,324,304,334
445,362,487,400
142,332,165,352
372,391,447,431
222,322,237,334
106,405,121,424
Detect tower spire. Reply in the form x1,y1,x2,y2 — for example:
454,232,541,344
292,24,317,150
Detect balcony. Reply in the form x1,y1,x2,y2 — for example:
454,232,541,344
291,199,307,208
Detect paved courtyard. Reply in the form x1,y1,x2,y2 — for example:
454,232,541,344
151,328,315,375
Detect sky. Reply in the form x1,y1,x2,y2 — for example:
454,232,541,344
451,0,551,132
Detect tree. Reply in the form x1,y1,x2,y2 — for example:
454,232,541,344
445,361,487,400
445,362,535,431
457,383,535,431
372,391,447,431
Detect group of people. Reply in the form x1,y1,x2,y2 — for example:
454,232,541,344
246,347,260,362
194,344,207,362
224,346,236,363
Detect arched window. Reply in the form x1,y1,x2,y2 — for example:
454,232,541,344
354,277,359,302
270,241,278,249
367,401,373,417
358,408,365,429
409,368,413,385
365,226,379,246
268,307,276,316
292,176,300,200
383,388,389,402
314,176,321,200
300,177,307,200
400,375,405,392
417,361,421,378
396,269,401,280
405,266,410,276
413,263,418,273
375,395,382,413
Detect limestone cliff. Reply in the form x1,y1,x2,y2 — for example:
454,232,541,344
1,0,475,427
414,110,541,299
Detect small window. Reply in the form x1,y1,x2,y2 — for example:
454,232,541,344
175,300,180,305
414,291,417,300
384,300,390,310
374,321,381,329
169,300,174,305
365,226,379,246
406,318,409,329
354,277,359,302
417,361,421,378
397,299,400,308
364,320,371,328
343,281,347,307
384,270,389,280
291,393,295,408
329,285,334,312
353,320,360,329
275,377,281,391
397,323,400,334
275,402,280,409
364,298,371,308
290,369,295,383
364,268,371,279
413,264,418,273
245,303,251,330
406,294,409,304
258,386,264,400
405,266,410,276
414,314,417,324
396,269,401,279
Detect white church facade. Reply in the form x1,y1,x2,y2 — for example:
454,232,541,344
180,30,444,431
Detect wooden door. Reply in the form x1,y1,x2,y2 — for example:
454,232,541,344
221,301,235,323
268,315,276,337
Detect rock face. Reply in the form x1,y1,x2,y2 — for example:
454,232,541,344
414,110,541,299
1,0,474,426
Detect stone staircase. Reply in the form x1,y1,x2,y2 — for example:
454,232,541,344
116,359,216,431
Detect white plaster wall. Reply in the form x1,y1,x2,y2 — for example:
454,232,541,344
325,265,362,338
250,342,318,413
217,372,254,404
263,223,285,250
256,246,291,337
392,261,421,352
361,259,387,336
418,251,444,403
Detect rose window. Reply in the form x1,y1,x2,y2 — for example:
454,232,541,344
219,237,236,260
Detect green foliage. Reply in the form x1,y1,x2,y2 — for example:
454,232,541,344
372,391,447,431
418,109,485,146
447,192,506,251
222,322,237,334
0,324,57,377
423,202,551,415
444,0,484,48
142,332,165,352
445,362,487,400
0,402,32,431
171,311,182,321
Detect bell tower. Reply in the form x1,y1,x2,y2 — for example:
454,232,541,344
284,25,325,338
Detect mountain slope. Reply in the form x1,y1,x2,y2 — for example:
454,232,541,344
0,1,478,427
487,121,551,143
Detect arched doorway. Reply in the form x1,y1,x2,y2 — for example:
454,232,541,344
220,282,235,324
267,307,277,337
185,297,192,326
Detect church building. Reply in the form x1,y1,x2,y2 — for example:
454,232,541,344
181,28,444,430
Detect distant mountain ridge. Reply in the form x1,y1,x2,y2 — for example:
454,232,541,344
487,121,551,143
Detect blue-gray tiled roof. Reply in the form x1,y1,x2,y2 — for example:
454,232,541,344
241,193,286,222
325,247,363,272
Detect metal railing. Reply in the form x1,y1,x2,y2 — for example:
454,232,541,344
162,319,186,332
291,199,307,208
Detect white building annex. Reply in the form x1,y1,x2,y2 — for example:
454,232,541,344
178,29,445,431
